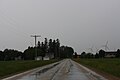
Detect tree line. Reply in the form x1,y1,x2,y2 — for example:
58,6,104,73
0,38,74,61
80,49,120,58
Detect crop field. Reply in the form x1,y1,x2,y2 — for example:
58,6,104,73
0,60,58,79
74,58,120,78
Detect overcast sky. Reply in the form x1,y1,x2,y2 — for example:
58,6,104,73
0,0,120,53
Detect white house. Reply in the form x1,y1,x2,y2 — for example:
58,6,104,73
35,56,42,60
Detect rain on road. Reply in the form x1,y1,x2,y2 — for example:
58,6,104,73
3,59,107,80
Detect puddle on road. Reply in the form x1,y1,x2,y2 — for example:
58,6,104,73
5,60,105,80
34,63,59,76
65,65,90,80
17,63,59,80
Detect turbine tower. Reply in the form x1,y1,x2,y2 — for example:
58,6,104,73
102,41,109,51
95,47,99,53
88,46,94,53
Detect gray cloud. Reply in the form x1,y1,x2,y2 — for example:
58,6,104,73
0,0,120,53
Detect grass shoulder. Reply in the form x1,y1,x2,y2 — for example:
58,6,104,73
0,59,58,79
73,58,120,79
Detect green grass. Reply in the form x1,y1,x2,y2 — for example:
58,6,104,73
0,60,58,78
74,58,120,78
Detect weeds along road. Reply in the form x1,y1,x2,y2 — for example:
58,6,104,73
3,59,107,80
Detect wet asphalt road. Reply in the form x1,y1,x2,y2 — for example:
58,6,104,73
3,59,107,80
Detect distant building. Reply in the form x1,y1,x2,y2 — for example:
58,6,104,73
35,53,54,61
105,51,117,58
43,53,54,60
35,56,42,60
15,56,22,60
43,56,50,60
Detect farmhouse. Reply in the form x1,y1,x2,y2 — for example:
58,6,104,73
105,51,117,58
44,53,54,60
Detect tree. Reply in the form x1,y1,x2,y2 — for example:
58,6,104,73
0,51,4,60
56,39,60,58
37,41,41,48
99,49,105,58
80,52,86,58
40,42,45,59
24,47,35,60
74,52,78,58
2,49,23,61
86,53,94,58
116,49,120,58
44,38,48,53
48,39,53,53
59,46,74,58
67,47,74,58
53,40,57,58
95,53,99,58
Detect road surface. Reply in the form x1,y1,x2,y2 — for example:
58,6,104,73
3,59,107,80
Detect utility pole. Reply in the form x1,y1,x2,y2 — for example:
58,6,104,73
31,35,41,60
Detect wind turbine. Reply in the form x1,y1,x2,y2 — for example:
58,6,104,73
88,46,94,53
95,47,99,53
102,41,109,51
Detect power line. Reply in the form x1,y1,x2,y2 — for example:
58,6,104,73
0,8,29,37
0,8,33,49
31,35,41,60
